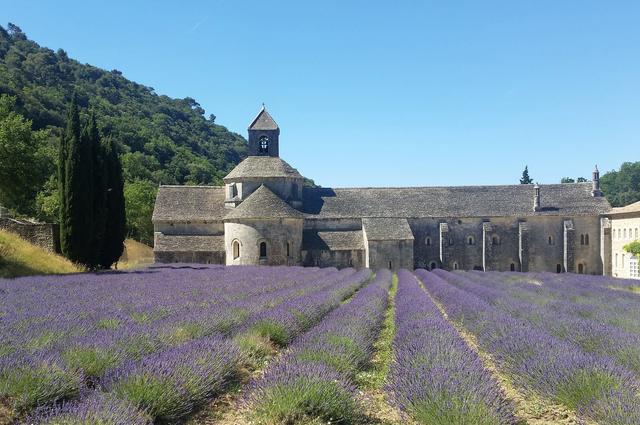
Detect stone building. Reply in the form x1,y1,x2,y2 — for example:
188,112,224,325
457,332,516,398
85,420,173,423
153,107,615,273
607,201,640,279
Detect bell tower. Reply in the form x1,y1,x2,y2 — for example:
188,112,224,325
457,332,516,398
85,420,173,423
248,105,279,157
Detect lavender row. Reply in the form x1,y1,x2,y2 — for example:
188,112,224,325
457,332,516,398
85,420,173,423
387,270,515,425
418,269,640,424
440,270,640,376
27,268,371,423
469,270,640,334
247,269,393,423
0,266,341,418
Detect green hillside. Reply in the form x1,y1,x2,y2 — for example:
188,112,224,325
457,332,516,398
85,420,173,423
0,23,247,243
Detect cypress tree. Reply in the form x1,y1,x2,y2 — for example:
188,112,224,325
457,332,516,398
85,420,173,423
88,113,107,268
99,138,126,269
57,127,67,255
63,93,94,266
520,166,533,184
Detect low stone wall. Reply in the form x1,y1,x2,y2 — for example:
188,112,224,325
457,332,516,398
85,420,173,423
154,250,225,264
0,218,60,253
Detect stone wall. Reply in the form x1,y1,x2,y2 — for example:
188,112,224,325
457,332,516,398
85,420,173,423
0,218,59,253
155,250,225,264
301,249,364,268
224,218,303,266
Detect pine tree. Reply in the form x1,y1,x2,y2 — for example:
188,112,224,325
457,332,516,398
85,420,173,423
61,93,94,266
99,138,126,269
520,166,533,184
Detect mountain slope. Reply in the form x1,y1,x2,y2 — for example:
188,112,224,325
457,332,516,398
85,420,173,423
0,23,247,187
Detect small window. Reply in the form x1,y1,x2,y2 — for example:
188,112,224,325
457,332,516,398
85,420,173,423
232,240,240,260
624,229,627,239
348,258,353,267
389,261,393,269
578,263,585,274
616,253,619,267
457,220,462,224
635,228,638,238
622,254,626,269
548,236,554,245
510,263,515,271
453,262,459,270
286,242,290,257
430,261,437,270
425,236,432,246
580,234,585,245
259,242,267,258
584,234,589,245
467,236,475,246
557,264,562,273
492,235,500,245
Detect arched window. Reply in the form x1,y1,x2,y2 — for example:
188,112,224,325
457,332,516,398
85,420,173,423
286,242,291,258
232,240,240,260
584,234,589,245
622,254,626,269
616,253,619,267
258,135,269,154
548,236,554,245
636,228,639,239
557,264,562,273
453,262,459,270
580,234,585,245
492,235,500,245
430,261,437,270
624,229,627,239
510,263,515,271
578,263,585,274
259,242,267,258
467,236,475,246
388,261,393,269
425,236,432,246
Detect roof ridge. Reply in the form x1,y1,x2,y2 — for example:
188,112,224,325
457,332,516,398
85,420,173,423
309,182,593,190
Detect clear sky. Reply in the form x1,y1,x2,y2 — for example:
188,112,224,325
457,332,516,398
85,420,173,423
3,1,639,188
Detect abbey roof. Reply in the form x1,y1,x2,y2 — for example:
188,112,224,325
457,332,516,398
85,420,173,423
153,182,611,223
302,230,364,251
301,183,611,218
224,156,303,180
152,186,226,222
248,107,279,130
224,185,304,220
363,218,414,240
608,200,640,216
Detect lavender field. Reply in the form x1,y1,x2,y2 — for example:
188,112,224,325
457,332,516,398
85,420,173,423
1,265,639,424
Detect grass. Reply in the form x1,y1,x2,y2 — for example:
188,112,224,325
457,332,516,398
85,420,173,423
0,229,82,278
356,273,398,389
118,239,154,270
554,369,622,411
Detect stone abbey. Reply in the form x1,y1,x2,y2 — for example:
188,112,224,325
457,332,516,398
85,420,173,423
153,107,620,274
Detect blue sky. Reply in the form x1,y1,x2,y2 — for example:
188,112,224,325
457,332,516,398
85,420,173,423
3,1,639,187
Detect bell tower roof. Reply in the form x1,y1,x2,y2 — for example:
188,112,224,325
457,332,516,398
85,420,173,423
248,105,279,131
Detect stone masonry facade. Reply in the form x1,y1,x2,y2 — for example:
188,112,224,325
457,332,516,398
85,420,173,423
153,107,617,274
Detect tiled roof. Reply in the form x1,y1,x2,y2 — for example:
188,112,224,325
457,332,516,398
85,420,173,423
363,218,414,240
224,185,304,220
302,230,364,251
224,156,303,180
152,186,226,222
154,234,225,252
248,107,278,130
609,200,640,215
301,183,611,218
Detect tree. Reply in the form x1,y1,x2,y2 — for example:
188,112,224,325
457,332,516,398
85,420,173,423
124,180,158,246
59,94,94,266
624,241,640,259
99,138,126,268
561,177,575,184
0,94,37,211
600,162,640,207
87,113,107,268
520,166,533,184
576,177,587,183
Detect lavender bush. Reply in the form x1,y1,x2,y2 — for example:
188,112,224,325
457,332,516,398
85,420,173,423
387,270,515,425
419,269,640,424
247,270,392,424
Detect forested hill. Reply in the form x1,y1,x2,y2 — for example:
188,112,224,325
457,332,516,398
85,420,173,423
0,23,248,244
